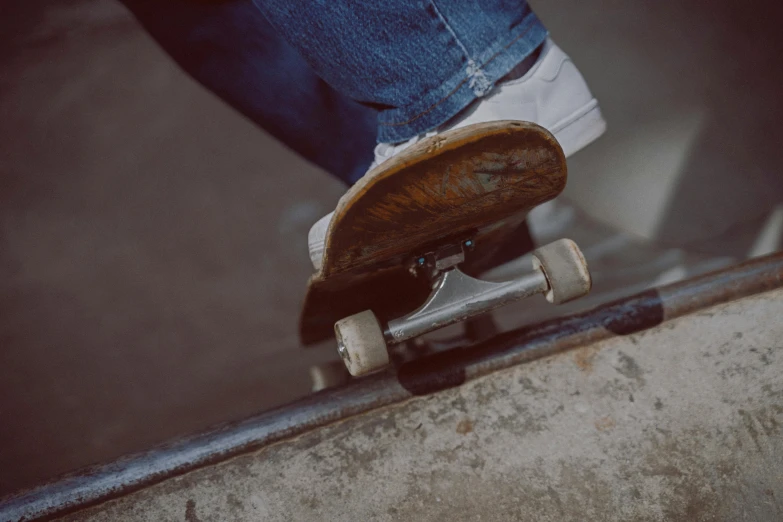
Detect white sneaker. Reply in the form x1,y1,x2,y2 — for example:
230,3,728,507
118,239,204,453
308,38,606,271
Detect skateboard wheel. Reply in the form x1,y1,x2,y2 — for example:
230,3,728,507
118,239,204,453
334,310,389,376
309,361,351,392
532,239,591,304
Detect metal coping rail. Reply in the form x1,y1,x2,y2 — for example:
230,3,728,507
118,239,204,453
2,252,782,522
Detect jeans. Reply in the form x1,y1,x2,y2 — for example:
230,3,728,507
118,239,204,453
252,0,547,143
120,0,377,185
121,0,547,184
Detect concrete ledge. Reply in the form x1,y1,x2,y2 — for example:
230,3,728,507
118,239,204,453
2,253,782,521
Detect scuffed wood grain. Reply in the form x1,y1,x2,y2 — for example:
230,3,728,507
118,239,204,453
323,121,566,277
300,121,567,344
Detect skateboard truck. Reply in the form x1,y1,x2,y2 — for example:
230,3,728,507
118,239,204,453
334,238,592,377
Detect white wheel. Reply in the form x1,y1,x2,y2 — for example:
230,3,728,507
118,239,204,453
309,361,351,392
532,239,591,304
334,310,389,376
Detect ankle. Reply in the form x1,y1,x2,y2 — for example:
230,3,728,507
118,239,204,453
435,42,545,134
499,42,544,83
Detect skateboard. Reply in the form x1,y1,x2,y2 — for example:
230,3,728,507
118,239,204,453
300,121,591,376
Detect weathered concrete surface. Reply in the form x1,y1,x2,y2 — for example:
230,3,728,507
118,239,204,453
60,288,783,522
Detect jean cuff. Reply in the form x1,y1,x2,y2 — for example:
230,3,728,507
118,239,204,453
376,12,548,144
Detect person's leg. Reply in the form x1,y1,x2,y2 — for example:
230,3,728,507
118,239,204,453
119,0,377,185
120,0,594,278
296,0,605,272
252,0,548,144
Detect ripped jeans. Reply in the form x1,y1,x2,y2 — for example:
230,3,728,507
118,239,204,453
120,0,546,185
251,0,547,144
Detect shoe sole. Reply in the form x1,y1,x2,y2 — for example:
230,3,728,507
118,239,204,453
550,99,607,157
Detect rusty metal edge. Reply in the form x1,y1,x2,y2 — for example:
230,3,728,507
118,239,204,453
2,252,782,522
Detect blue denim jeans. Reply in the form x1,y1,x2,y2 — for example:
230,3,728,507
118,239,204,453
120,0,377,185
121,0,546,184
252,0,547,144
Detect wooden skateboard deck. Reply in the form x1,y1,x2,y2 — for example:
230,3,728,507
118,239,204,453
300,121,567,345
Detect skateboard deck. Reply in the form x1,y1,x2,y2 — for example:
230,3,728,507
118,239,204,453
300,120,567,345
